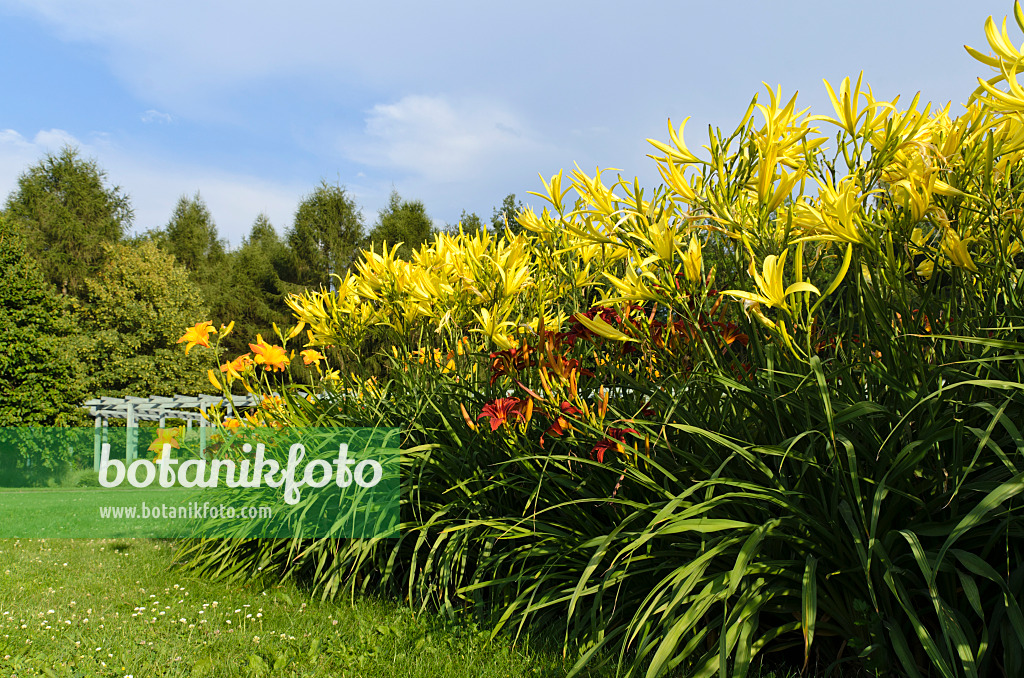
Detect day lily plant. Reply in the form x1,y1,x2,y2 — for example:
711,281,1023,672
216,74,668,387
178,6,1024,677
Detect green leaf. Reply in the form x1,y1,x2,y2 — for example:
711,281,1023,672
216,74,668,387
801,555,818,669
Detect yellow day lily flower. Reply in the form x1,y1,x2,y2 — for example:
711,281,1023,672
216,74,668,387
633,215,678,263
516,206,553,236
529,170,572,214
793,175,875,244
723,248,820,314
809,72,895,136
655,154,701,203
498,260,532,298
967,8,1024,112
572,312,637,343
752,85,823,171
941,229,980,273
908,226,938,280
473,307,515,350
682,235,703,283
603,266,662,303
760,164,804,213
647,117,704,166
571,165,621,218
885,148,951,224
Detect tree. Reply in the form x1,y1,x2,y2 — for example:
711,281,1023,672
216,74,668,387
447,209,484,235
158,192,226,274
3,146,133,295
491,193,525,237
77,240,210,397
150,192,240,348
0,216,88,428
367,190,433,260
214,214,297,357
287,181,364,289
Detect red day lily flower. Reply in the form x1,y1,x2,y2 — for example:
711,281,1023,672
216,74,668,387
478,398,530,432
590,427,639,463
540,401,581,447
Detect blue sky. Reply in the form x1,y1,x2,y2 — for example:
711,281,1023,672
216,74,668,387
0,0,1016,246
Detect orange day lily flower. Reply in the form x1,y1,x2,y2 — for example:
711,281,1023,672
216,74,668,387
261,394,285,411
148,427,181,460
249,334,290,372
300,349,325,366
177,321,216,355
220,353,253,381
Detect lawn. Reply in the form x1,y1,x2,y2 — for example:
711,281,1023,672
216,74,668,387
0,538,617,677
0,488,197,539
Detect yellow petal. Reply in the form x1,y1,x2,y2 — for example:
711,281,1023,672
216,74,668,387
572,312,638,343
783,282,821,297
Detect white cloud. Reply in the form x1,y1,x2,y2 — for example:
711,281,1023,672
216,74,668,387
141,109,173,124
33,128,80,149
0,128,80,184
0,1,578,119
347,95,545,183
0,129,30,146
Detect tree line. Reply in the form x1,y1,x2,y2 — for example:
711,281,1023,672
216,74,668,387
0,145,526,425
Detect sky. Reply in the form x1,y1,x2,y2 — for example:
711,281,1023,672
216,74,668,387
0,0,1017,246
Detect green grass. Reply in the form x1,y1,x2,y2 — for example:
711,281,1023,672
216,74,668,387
0,488,200,539
0,538,623,677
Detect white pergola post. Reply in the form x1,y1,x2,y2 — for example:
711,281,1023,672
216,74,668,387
126,402,136,462
93,416,102,472
199,406,207,458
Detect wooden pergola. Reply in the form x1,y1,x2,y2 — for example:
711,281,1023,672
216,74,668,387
82,394,260,470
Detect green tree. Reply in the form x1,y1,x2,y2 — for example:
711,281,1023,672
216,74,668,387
158,192,226,274
3,146,133,295
287,181,364,289
150,192,240,346
0,216,88,427
77,240,210,397
446,209,484,235
368,190,433,260
491,193,524,237
215,214,297,358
